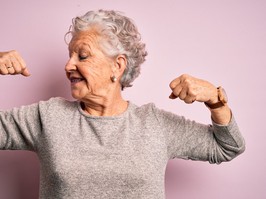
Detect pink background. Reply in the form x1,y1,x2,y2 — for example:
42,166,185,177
0,0,265,198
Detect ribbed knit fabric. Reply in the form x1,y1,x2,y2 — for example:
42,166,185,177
0,97,245,199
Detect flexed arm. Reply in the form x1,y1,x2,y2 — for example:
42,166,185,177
0,50,30,76
0,50,39,150
165,74,245,163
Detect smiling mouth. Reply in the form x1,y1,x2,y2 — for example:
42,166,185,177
70,77,85,84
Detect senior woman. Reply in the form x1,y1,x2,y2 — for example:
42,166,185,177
0,10,245,199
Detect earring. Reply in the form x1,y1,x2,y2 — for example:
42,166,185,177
111,75,117,82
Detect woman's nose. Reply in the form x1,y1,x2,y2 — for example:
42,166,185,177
65,58,77,72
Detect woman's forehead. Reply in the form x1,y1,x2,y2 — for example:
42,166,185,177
69,30,101,51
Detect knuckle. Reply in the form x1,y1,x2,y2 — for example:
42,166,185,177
179,92,186,100
180,73,189,79
184,99,191,104
1,53,12,61
183,78,191,85
169,79,178,89
181,74,192,83
10,50,18,55
1,54,8,60
180,96,186,101
1,70,8,75
169,81,175,89
13,67,22,73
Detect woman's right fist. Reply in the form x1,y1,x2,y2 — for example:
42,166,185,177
0,50,30,76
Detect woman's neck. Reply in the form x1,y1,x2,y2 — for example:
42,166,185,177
81,94,128,116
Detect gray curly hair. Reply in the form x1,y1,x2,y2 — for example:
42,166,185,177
67,9,148,90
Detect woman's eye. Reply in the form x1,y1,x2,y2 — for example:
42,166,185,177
79,55,88,60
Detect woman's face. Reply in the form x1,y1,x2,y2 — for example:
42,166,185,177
65,30,115,102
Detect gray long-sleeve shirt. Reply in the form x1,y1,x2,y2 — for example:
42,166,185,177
0,97,245,199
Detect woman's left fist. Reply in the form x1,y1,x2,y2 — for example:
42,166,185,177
169,74,218,104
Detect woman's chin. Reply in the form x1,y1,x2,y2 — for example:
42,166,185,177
70,91,83,100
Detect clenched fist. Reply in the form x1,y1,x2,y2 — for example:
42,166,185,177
0,50,30,76
169,74,218,105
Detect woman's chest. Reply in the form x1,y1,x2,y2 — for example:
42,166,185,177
38,120,168,193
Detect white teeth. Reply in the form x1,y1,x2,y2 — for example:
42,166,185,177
70,78,84,83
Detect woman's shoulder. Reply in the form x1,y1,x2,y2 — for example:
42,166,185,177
39,97,76,106
38,97,78,113
130,102,156,113
131,102,172,114
130,102,167,119
130,101,183,122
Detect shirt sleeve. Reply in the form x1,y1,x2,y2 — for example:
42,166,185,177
0,102,44,151
152,105,245,164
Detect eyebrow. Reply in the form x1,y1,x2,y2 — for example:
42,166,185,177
69,44,95,58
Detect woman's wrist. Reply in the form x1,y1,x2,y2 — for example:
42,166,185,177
209,104,232,125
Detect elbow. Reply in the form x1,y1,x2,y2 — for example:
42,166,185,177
210,141,246,164
233,136,246,158
226,145,245,163
236,141,246,155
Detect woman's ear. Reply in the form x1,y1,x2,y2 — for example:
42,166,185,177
114,54,127,76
